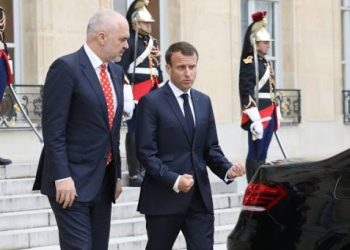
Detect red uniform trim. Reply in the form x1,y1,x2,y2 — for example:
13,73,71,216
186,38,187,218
132,78,158,101
241,105,275,130
0,50,13,85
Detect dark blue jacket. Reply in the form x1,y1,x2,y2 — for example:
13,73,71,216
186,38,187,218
33,47,124,202
136,83,232,215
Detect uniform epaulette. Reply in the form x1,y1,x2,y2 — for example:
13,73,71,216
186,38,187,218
243,55,253,64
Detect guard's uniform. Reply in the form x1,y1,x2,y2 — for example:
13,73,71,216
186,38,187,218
239,11,281,182
118,0,162,186
239,54,278,132
120,30,163,110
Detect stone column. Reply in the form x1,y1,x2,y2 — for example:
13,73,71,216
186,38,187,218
21,0,112,84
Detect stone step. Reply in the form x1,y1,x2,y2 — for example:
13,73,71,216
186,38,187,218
0,192,242,231
0,175,236,196
15,221,236,250
0,159,128,180
0,163,239,195
108,224,235,250
0,188,242,214
0,171,132,196
0,186,141,213
1,210,238,249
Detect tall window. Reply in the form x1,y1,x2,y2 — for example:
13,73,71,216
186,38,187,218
342,0,350,90
241,0,281,87
0,0,21,84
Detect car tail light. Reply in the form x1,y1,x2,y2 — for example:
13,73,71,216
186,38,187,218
242,182,287,212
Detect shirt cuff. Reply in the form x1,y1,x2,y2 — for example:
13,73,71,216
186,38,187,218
55,177,72,183
224,169,235,182
172,176,181,193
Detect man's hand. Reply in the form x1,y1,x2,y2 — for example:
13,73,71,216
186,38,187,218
250,121,264,140
55,178,77,209
178,174,194,192
114,180,123,200
227,163,245,179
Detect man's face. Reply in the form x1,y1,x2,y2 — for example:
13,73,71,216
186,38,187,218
136,21,152,34
166,52,198,92
103,20,130,62
256,41,270,55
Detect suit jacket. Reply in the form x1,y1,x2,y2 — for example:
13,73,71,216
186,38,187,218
136,83,232,215
33,47,124,202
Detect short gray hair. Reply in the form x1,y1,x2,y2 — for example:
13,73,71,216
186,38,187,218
87,9,119,34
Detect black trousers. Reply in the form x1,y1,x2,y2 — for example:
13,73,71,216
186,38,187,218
145,184,214,250
49,169,113,250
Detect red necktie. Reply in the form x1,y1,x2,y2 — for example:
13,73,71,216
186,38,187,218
99,63,115,164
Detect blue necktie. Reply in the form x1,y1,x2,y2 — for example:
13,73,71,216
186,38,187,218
181,93,195,140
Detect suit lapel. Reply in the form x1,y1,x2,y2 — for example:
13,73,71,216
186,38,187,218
79,48,109,126
108,63,123,132
191,89,201,145
163,83,193,145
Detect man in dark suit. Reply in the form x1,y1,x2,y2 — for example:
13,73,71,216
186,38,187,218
136,41,245,250
32,10,129,250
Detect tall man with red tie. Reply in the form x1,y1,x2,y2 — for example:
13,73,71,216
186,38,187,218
33,10,129,250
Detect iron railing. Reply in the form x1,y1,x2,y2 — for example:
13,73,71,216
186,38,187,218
343,90,350,124
0,84,43,129
276,89,301,125
0,85,302,129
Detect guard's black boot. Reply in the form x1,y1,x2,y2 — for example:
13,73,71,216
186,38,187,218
0,157,12,166
125,133,143,187
245,159,259,183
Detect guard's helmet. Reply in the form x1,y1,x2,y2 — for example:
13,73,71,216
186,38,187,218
250,12,273,42
126,0,154,26
240,11,273,61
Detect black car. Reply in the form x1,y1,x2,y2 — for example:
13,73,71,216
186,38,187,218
227,149,350,250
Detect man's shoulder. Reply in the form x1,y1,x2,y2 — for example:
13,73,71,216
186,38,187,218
191,88,209,100
53,48,82,66
139,85,167,106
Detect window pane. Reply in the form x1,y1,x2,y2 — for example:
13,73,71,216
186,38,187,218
0,0,14,43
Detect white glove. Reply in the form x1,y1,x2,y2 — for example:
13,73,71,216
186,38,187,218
244,107,263,140
123,84,135,121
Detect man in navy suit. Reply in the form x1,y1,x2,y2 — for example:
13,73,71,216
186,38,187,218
33,10,129,250
136,41,245,250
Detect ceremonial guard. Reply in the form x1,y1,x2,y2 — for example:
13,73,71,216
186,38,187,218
0,6,12,166
119,0,163,186
239,11,280,182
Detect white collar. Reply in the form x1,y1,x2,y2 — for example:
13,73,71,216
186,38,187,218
83,43,104,69
168,80,192,99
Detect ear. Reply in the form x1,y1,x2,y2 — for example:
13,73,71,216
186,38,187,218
97,32,107,45
165,64,171,75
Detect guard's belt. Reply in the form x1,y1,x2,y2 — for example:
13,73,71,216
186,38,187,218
258,93,272,99
127,67,159,76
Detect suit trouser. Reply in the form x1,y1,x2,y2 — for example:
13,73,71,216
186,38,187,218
145,184,214,250
48,168,113,250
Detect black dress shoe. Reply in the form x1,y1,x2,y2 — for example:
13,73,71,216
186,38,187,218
0,157,12,165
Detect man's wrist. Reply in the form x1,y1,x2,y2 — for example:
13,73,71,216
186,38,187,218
55,177,72,183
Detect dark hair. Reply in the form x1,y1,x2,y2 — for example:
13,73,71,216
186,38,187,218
165,41,198,65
